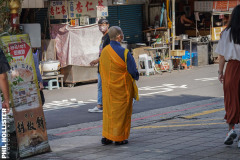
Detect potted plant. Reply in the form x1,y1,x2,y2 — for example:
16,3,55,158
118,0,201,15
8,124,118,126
181,59,187,70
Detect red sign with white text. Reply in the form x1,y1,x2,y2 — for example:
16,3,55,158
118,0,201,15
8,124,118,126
9,42,30,58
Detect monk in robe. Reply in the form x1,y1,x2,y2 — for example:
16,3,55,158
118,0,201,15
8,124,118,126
100,26,139,145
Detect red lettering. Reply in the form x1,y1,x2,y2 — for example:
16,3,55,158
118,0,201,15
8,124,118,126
56,7,60,14
86,1,94,12
61,6,66,15
98,0,103,6
76,2,83,13
50,7,54,15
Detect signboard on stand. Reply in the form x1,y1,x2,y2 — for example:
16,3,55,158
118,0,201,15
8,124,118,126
0,34,50,158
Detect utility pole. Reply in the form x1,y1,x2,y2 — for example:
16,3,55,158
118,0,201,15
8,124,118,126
172,0,176,50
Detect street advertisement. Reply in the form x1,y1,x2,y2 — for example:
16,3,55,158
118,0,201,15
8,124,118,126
50,0,108,19
0,34,50,158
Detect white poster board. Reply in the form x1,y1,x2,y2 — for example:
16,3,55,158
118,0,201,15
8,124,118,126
22,24,41,48
97,6,108,17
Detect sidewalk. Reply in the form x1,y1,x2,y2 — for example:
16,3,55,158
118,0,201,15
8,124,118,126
26,97,240,160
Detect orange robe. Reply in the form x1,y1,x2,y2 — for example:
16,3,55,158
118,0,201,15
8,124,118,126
100,45,137,142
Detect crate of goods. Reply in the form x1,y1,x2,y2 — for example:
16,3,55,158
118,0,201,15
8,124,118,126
171,50,185,56
192,52,198,66
182,51,191,66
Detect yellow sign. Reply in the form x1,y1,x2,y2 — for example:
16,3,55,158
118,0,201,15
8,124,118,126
211,26,226,41
0,34,50,158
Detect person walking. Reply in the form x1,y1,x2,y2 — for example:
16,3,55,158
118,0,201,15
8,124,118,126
88,18,110,113
215,4,240,147
32,49,45,105
99,26,139,145
0,49,10,146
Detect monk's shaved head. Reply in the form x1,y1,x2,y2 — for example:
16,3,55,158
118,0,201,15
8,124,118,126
108,26,123,41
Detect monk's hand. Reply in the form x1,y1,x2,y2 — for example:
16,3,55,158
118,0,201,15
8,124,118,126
90,60,98,66
2,100,10,113
39,82,44,91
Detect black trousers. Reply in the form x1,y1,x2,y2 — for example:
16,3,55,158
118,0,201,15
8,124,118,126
40,90,45,105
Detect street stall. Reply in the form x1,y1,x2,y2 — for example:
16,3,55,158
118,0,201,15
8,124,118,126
193,1,239,64
0,0,50,159
47,0,108,87
171,0,240,68
134,0,173,75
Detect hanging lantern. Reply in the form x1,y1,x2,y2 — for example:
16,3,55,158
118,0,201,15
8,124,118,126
9,0,21,30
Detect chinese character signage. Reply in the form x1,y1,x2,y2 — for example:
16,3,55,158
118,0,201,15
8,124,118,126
50,1,68,19
50,0,108,19
68,0,107,18
0,34,50,158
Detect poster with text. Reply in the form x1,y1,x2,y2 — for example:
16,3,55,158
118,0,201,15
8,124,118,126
0,34,50,158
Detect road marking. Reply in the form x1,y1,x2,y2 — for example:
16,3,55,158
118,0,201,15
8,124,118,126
132,102,220,122
167,118,223,124
194,77,218,82
43,99,97,111
88,99,97,102
183,108,225,119
139,84,187,96
54,101,221,136
133,122,225,130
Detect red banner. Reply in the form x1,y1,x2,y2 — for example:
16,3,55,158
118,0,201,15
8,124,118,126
8,42,30,58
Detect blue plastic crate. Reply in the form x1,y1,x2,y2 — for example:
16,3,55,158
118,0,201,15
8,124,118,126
192,52,198,66
182,51,190,60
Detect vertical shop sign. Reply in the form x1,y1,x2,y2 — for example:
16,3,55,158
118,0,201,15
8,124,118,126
0,34,50,158
50,1,68,19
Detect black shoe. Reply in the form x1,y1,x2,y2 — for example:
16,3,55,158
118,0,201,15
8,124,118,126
101,138,113,145
115,140,128,145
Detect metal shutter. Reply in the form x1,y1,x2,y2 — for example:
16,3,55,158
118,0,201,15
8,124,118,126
107,4,143,44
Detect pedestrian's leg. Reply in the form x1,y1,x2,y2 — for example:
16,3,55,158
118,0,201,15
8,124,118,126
97,73,103,109
224,123,237,145
228,123,235,131
88,73,103,113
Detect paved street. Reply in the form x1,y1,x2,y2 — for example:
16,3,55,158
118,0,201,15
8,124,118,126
24,64,240,160
43,64,223,129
